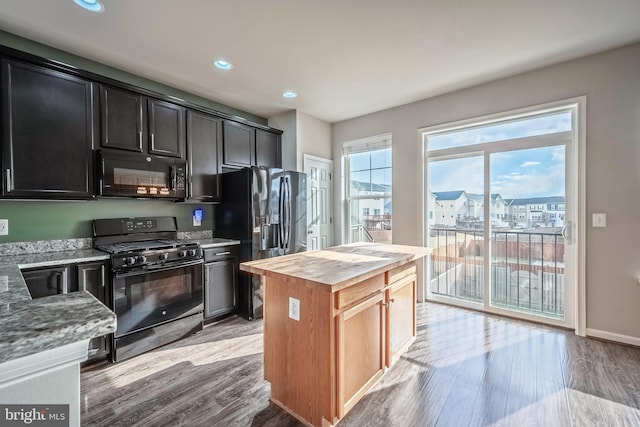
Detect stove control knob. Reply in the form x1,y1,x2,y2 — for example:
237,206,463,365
187,249,197,257
137,255,147,263
178,250,187,258
124,256,136,266
159,253,169,261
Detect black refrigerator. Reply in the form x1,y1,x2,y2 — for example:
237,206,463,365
215,166,307,319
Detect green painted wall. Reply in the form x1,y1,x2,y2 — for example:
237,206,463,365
0,30,267,125
0,199,214,243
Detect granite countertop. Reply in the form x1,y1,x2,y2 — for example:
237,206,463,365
240,243,432,291
0,291,116,364
0,248,110,269
0,248,116,365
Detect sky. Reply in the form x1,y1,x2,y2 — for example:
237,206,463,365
428,111,570,199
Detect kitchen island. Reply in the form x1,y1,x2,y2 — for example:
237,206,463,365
240,243,431,427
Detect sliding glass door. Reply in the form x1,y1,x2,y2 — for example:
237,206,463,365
424,103,579,327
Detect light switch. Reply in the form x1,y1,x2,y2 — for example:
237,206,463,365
592,213,607,228
0,219,7,236
288,297,300,321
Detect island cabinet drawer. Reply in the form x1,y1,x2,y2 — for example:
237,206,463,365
386,261,416,285
335,274,384,311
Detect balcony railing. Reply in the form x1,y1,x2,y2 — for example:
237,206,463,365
429,227,565,318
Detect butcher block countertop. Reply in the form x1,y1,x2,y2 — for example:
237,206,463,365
240,243,432,291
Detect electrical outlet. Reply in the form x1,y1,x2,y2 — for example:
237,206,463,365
0,219,7,236
288,297,300,321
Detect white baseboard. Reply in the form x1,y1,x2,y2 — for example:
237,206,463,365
586,328,640,347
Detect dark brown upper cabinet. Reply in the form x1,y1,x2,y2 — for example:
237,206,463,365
222,120,281,170
186,110,221,201
256,128,282,168
222,120,255,168
1,58,96,199
100,85,185,159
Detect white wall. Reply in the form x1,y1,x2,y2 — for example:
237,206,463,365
332,42,640,342
268,110,332,172
268,110,297,171
296,111,332,171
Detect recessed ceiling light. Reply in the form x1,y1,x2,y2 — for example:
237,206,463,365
73,0,104,12
214,59,233,70
282,91,298,99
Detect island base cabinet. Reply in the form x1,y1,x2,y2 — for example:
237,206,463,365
385,273,417,367
336,292,385,418
263,276,335,427
261,261,420,427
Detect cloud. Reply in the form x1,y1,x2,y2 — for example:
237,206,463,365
552,147,565,162
520,161,540,167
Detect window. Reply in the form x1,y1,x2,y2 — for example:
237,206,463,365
344,134,392,243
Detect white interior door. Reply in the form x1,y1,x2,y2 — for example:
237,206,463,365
304,154,333,250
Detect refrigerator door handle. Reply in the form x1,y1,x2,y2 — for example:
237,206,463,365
285,177,292,249
279,176,285,249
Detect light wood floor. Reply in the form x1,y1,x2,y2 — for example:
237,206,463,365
81,302,640,426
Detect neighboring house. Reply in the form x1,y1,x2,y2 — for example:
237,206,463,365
433,191,468,227
505,196,565,228
433,191,509,228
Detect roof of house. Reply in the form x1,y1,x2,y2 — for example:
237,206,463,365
433,190,466,201
506,196,565,205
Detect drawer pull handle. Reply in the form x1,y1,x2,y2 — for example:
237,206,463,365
215,251,231,256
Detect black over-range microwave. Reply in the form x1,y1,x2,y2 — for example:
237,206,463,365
97,150,187,199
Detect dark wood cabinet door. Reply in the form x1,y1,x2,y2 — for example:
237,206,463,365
148,98,185,158
1,59,95,199
76,261,109,360
22,265,71,299
255,129,282,168
204,247,237,319
187,110,221,200
99,85,144,153
222,120,255,168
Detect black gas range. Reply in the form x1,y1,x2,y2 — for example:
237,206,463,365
93,216,204,362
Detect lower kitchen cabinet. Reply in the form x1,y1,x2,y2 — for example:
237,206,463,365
385,267,417,367
21,265,71,298
76,261,110,359
203,246,238,320
336,292,385,418
22,260,110,361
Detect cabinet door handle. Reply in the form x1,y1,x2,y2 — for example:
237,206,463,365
100,264,106,288
150,133,155,148
389,298,395,304
61,269,68,294
215,251,231,256
138,131,143,149
5,169,11,192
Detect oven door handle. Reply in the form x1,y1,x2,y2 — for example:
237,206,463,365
113,259,204,278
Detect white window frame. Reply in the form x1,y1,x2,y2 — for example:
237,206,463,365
342,133,392,243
